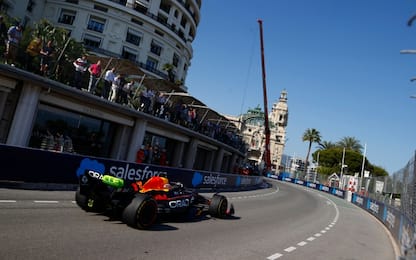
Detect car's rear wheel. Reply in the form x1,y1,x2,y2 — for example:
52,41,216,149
75,187,88,210
208,194,228,218
75,187,107,212
122,194,158,229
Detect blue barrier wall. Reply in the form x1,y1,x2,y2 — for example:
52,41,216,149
276,174,413,258
0,144,263,190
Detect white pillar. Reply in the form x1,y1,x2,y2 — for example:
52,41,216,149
7,84,40,146
126,118,147,162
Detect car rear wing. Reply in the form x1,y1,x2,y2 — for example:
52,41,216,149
80,170,125,189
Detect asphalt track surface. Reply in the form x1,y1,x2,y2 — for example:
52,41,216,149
0,179,397,260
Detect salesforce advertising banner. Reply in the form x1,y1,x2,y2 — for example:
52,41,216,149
366,198,385,221
383,205,401,241
351,194,368,210
0,144,261,190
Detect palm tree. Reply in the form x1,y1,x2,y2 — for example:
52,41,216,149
336,136,363,153
162,63,175,82
317,140,336,150
30,19,86,82
302,128,321,173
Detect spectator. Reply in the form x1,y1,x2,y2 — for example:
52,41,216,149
72,55,88,90
120,79,134,105
0,16,7,54
146,145,153,164
110,73,122,102
139,87,149,112
117,74,127,103
136,145,146,163
5,23,23,66
153,92,167,117
159,149,167,166
142,89,155,113
188,107,197,129
39,40,54,77
87,60,101,94
103,67,115,99
25,36,42,72
152,145,160,164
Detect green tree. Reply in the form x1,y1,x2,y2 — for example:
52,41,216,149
317,140,336,150
30,19,86,83
336,136,363,153
302,128,321,172
162,63,175,82
312,147,388,177
368,165,388,177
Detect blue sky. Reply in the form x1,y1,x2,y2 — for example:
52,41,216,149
185,0,416,174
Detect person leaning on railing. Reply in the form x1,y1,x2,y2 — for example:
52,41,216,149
5,23,22,66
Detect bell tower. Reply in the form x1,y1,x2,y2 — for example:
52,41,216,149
269,89,289,171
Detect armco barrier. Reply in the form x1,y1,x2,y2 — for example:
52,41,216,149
0,144,263,191
274,174,414,259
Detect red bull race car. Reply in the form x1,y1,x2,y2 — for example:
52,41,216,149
75,170,234,229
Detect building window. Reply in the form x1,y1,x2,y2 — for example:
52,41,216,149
160,1,170,13
29,104,115,157
83,34,101,49
172,53,179,67
134,2,148,13
122,46,137,62
87,16,105,33
180,16,187,28
146,57,158,71
131,18,143,26
126,28,141,46
155,29,164,37
189,27,195,39
58,9,76,25
150,40,162,56
94,4,108,12
157,13,168,25
65,0,78,4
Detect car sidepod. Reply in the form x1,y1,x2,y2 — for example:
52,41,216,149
122,194,158,229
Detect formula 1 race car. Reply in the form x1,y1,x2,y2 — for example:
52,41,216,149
75,170,234,229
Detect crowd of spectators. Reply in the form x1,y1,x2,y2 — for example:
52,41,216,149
2,21,247,156
87,69,247,153
135,144,168,166
130,87,246,153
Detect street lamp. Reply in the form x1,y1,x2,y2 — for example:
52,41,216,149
340,147,346,188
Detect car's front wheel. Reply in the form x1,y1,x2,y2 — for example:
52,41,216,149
208,194,228,218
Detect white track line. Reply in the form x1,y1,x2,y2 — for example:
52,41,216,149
266,190,340,259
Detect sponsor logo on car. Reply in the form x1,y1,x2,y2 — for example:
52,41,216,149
168,199,190,208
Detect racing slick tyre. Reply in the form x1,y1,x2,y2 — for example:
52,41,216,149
208,194,228,218
122,194,158,229
75,187,88,210
75,187,106,213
